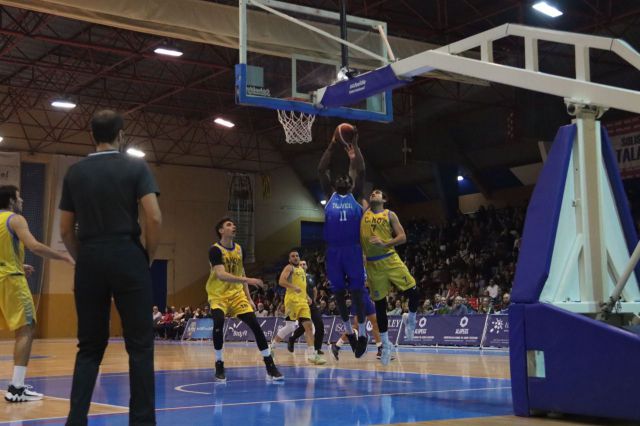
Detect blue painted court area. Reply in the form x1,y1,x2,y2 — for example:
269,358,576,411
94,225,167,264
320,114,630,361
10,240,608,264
0,364,512,425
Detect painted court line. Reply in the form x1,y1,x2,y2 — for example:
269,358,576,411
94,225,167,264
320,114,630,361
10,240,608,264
158,385,512,413
44,395,128,410
0,386,512,424
175,377,415,395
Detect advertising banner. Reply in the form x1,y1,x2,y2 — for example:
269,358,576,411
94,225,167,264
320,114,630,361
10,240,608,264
482,314,510,348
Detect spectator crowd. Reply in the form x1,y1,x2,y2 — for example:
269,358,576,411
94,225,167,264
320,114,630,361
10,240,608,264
154,205,524,339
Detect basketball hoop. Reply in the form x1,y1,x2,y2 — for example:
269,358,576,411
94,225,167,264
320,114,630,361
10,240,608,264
277,109,316,144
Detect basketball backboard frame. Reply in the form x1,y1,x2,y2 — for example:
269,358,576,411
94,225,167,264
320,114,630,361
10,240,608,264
236,0,395,122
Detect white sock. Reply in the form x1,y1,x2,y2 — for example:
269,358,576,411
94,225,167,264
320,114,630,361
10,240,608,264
343,320,353,334
358,322,368,337
376,341,382,348
215,349,224,362
12,366,26,388
336,339,344,348
260,348,271,357
306,346,315,356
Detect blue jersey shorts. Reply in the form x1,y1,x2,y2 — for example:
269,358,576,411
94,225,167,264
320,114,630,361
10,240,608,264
326,244,365,293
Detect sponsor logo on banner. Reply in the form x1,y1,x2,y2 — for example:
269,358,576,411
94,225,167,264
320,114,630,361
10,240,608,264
247,86,271,97
398,315,486,346
181,318,214,340
387,316,402,343
606,116,640,179
482,314,510,348
260,318,277,341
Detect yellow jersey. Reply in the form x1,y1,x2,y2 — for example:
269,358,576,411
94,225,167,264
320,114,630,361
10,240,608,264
0,211,24,277
284,265,307,304
206,242,245,299
360,208,396,260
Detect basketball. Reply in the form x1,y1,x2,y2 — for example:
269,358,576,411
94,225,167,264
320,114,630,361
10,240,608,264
334,123,356,146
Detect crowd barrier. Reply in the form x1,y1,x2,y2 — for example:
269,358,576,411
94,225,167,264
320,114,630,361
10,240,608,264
181,314,509,348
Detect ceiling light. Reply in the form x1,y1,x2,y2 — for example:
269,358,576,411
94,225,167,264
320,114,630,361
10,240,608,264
0,137,4,143
457,175,464,181
320,200,327,205
51,100,76,109
126,147,145,158
214,117,235,128
532,2,563,18
154,47,183,57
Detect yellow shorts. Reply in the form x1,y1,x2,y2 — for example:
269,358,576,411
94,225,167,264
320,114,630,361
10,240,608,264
0,275,36,331
366,253,416,301
285,300,311,321
209,291,253,317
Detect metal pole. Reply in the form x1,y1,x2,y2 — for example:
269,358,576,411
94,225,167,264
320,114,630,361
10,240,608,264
597,239,640,320
340,0,349,70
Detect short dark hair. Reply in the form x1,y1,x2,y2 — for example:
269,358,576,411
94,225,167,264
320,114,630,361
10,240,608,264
372,188,388,200
0,185,18,209
91,110,124,144
215,216,234,239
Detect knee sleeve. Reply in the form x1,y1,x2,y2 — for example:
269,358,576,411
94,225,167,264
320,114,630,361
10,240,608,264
212,309,225,350
375,299,389,333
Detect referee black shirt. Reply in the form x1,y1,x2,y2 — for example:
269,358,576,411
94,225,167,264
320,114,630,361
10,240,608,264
59,151,159,241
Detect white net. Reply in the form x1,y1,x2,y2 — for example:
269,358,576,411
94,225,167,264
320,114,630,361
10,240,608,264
277,110,316,144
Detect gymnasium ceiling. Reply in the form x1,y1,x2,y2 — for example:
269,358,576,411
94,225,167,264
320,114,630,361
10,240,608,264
0,0,639,203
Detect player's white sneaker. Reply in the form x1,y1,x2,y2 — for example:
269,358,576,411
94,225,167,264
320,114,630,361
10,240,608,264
307,353,327,365
5,385,43,402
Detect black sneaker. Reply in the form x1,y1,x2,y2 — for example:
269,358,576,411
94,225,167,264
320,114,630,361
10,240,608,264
215,360,226,382
354,335,368,358
331,343,340,361
376,346,383,359
347,333,358,353
317,349,324,355
5,385,43,402
264,356,284,381
287,336,295,353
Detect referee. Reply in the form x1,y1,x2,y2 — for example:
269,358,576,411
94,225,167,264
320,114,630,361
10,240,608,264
59,110,162,426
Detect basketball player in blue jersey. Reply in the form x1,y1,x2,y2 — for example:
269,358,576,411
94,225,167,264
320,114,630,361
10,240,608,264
318,124,369,358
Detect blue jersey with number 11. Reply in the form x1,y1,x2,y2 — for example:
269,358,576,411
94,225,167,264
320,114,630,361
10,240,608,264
324,192,363,246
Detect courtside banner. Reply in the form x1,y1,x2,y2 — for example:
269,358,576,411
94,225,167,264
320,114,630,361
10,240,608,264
386,315,403,344
224,317,268,342
397,315,486,346
482,314,510,348
181,318,213,340
328,317,353,343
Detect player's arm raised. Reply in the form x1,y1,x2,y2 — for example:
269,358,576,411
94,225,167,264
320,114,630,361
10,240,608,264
346,133,366,200
317,143,335,200
278,264,301,293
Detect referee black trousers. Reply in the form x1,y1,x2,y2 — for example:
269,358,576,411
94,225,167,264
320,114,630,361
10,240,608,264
66,239,155,426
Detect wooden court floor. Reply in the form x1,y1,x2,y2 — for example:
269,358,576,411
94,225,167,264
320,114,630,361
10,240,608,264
0,339,633,425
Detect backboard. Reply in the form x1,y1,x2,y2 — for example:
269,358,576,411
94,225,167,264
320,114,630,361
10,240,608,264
236,0,394,122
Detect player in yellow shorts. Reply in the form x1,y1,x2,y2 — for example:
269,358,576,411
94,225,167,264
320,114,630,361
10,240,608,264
361,189,419,364
0,186,74,402
207,217,283,382
273,250,325,365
